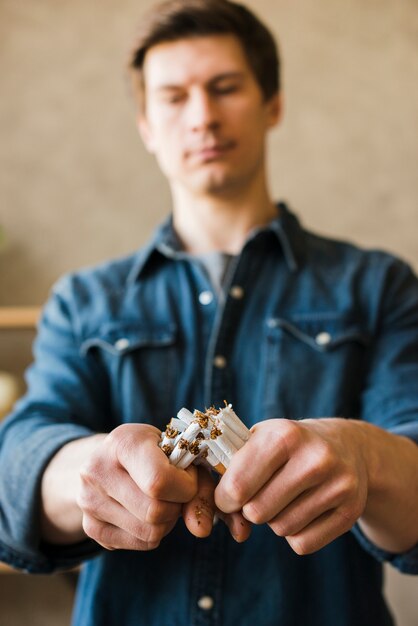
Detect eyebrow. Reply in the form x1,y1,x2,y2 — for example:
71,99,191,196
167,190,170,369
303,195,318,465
153,71,246,93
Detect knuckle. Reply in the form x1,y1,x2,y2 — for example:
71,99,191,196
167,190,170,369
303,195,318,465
142,470,167,500
108,425,153,465
338,473,358,499
82,514,102,542
269,518,288,537
304,442,336,483
314,440,335,470
79,458,102,486
110,427,137,460
278,419,303,450
142,523,165,545
145,499,170,525
82,516,117,550
76,488,95,514
337,503,360,528
109,423,158,454
224,474,247,508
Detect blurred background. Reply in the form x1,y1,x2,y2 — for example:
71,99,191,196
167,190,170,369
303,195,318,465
0,0,417,624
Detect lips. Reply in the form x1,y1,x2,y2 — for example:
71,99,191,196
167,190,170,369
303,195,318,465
186,140,236,162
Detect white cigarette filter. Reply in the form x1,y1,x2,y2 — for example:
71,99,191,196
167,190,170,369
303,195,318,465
159,403,250,475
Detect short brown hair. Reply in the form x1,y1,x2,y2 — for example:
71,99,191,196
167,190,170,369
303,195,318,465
128,0,280,109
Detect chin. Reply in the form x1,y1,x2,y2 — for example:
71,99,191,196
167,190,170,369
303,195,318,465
189,170,239,196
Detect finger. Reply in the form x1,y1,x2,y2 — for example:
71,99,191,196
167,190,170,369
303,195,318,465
241,434,341,525
285,507,355,555
216,510,252,543
114,429,198,502
268,479,353,537
103,466,182,525
81,492,174,548
80,456,182,525
241,457,318,525
82,513,161,551
182,467,216,538
215,421,289,513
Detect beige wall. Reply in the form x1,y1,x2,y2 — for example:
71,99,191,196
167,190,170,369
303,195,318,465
0,0,417,623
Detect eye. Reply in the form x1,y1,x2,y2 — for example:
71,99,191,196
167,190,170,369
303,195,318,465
167,95,184,105
160,91,186,105
213,83,239,96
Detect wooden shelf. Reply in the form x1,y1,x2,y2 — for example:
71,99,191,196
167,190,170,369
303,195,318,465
0,562,18,574
0,307,40,330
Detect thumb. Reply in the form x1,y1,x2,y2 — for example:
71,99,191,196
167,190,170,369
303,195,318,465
216,510,252,543
182,466,216,538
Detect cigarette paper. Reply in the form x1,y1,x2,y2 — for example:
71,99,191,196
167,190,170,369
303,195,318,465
169,417,189,431
169,422,201,465
219,421,246,450
177,408,195,425
219,405,250,442
204,446,227,475
205,439,231,468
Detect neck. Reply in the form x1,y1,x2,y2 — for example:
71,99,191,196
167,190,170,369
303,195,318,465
171,177,277,255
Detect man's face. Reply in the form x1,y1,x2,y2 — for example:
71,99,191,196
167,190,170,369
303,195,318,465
138,35,281,197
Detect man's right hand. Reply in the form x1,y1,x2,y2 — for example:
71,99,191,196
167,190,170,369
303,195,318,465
77,424,198,551
41,423,251,549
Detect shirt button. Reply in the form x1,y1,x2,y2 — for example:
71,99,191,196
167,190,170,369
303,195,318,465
199,291,214,305
213,355,227,368
315,331,332,346
197,596,214,611
114,338,130,351
230,285,244,299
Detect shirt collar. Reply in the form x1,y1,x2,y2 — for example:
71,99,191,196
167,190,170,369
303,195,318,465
127,202,305,284
254,201,305,272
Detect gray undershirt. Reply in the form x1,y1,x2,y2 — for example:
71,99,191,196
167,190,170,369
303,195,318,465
192,251,236,296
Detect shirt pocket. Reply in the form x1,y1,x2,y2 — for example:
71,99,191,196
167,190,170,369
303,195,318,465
80,322,178,429
262,315,370,420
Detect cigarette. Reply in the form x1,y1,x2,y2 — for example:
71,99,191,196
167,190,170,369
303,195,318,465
218,420,246,450
212,428,238,459
175,438,203,469
158,403,250,475
160,424,180,448
176,408,195,425
169,422,201,465
169,417,189,431
219,405,250,442
205,439,231,469
204,445,227,475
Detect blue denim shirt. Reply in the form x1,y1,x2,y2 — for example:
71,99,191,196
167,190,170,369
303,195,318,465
1,204,417,626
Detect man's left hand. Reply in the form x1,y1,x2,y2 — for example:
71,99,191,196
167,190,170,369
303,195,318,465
214,418,370,555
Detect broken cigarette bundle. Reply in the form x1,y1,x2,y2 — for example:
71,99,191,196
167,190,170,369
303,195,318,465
159,403,250,475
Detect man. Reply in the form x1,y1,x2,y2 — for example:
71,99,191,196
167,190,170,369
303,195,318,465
0,1,417,624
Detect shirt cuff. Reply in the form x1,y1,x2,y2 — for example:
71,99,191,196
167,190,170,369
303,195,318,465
351,524,418,574
388,421,418,445
0,537,100,574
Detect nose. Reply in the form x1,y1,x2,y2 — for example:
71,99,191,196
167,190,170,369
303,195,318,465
187,89,219,133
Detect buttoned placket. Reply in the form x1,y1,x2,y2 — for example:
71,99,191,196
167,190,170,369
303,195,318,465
189,244,262,626
154,226,296,626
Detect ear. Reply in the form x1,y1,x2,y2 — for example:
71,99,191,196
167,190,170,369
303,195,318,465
265,92,284,129
137,114,156,154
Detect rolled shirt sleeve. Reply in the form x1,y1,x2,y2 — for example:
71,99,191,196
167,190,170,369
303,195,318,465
361,257,418,435
353,256,418,573
0,276,107,572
